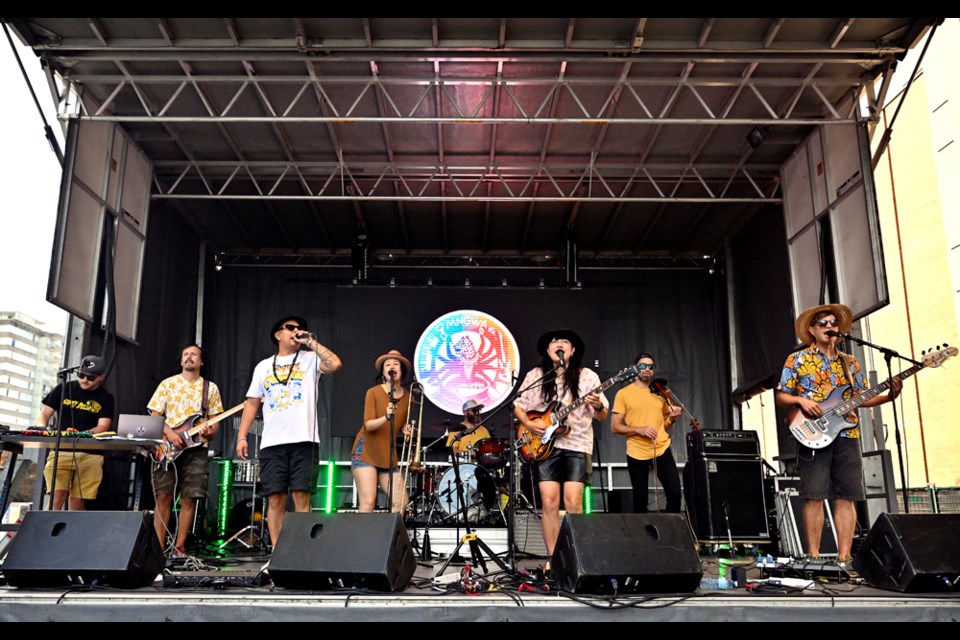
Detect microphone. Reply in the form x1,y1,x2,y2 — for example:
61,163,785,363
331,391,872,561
557,348,566,367
825,330,848,338
387,370,396,379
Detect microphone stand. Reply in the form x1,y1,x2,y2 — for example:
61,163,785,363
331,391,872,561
46,365,81,510
436,428,508,577
387,372,397,513
834,332,919,514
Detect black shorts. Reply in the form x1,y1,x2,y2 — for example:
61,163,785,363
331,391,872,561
536,448,590,484
259,442,320,496
797,436,865,501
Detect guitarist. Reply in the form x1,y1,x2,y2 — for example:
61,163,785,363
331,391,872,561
513,329,608,559
775,304,901,567
148,343,224,556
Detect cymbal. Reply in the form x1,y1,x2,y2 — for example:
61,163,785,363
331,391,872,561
428,420,454,432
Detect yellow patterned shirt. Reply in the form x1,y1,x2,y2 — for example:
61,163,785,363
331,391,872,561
148,375,224,429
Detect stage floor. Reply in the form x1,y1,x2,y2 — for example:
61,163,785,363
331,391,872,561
2,529,959,622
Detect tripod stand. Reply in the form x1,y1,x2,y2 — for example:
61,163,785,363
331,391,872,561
436,435,508,577
220,419,270,554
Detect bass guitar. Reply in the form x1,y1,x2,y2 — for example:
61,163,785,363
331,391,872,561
155,403,246,466
516,365,640,463
788,346,956,449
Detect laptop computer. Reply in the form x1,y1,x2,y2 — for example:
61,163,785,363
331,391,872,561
116,414,166,440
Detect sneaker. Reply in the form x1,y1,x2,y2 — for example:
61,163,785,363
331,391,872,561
835,556,859,579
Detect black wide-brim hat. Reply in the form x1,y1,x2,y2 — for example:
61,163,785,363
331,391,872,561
536,328,585,358
270,315,309,345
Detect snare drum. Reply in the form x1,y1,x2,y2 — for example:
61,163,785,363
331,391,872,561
234,460,259,483
476,438,509,469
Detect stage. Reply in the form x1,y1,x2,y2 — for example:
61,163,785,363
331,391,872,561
2,519,959,622
1,557,959,622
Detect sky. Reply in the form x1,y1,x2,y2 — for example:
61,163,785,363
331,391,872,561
0,32,68,333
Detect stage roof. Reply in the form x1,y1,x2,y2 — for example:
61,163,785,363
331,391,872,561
6,18,937,270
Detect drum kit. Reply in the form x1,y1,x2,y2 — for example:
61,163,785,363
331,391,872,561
402,421,522,528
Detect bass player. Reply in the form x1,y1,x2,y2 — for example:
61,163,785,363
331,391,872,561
148,343,224,556
775,303,900,567
513,329,608,559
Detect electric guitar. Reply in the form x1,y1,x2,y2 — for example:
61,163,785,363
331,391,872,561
155,403,246,466
788,346,956,449
516,365,640,463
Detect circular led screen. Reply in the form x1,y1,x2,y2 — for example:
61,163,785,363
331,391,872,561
414,309,521,415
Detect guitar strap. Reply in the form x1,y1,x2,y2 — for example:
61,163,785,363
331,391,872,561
836,351,853,389
199,378,211,444
201,378,210,418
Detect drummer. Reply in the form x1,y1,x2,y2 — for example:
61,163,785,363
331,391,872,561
446,399,490,461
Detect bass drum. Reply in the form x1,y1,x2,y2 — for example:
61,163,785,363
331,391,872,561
436,463,498,523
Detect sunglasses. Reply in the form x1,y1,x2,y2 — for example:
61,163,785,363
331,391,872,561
282,323,301,331
636,363,655,370
815,319,840,328
77,372,99,380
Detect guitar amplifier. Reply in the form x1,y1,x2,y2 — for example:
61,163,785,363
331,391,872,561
690,430,760,458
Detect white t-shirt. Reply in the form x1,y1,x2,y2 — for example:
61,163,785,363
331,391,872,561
246,350,322,450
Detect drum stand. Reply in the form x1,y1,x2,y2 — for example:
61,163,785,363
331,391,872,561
435,446,507,577
220,422,269,553
218,492,268,551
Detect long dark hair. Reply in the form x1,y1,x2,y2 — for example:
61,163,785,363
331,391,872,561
538,350,584,404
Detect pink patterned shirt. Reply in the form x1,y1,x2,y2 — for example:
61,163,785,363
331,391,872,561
515,367,608,454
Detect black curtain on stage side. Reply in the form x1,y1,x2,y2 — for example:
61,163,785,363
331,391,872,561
729,208,796,399
205,267,730,469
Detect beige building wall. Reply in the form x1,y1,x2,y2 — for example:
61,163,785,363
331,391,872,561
867,21,960,489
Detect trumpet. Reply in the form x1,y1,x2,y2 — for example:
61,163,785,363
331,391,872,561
400,380,425,491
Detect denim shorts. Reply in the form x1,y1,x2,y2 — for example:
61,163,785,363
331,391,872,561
351,436,398,473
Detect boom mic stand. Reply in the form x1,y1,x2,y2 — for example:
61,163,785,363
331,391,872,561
834,331,920,514
436,429,508,577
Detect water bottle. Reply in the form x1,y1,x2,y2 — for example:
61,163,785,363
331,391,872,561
700,576,733,590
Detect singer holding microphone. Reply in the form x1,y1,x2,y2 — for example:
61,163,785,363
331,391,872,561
514,330,608,559
237,315,342,546
351,350,414,513
775,304,900,566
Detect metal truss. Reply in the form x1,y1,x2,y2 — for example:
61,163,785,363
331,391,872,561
217,251,712,271
67,69,868,126
152,160,782,204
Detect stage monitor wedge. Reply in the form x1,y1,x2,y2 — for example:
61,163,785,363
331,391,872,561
551,513,702,594
2,510,163,589
270,512,416,592
854,513,960,593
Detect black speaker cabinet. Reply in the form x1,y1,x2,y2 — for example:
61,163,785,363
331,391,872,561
607,489,634,514
854,513,960,593
270,512,416,592
684,457,770,542
3,510,163,589
551,513,702,594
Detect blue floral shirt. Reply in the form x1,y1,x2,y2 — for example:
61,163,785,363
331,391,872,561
778,345,866,438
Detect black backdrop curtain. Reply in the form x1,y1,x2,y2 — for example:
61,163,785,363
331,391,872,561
205,267,730,470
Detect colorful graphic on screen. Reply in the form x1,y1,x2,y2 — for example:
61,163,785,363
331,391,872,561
414,309,521,415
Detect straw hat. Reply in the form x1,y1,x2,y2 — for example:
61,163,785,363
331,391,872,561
794,303,853,344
